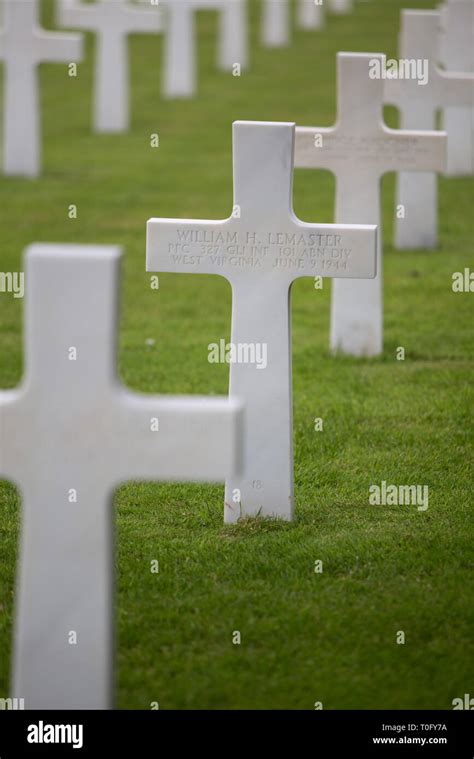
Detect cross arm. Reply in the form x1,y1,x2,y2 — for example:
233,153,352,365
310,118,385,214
384,66,474,112
56,0,101,30
294,126,339,171
381,125,446,173
284,217,377,282
146,217,237,279
112,391,244,485
37,31,83,64
439,70,474,108
295,124,446,176
125,6,164,34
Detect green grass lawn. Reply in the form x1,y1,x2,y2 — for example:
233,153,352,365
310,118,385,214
0,0,473,709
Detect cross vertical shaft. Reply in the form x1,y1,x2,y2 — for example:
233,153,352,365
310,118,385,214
298,0,324,30
225,277,293,521
219,0,248,70
262,0,289,47
331,168,383,356
95,28,129,132
163,0,196,97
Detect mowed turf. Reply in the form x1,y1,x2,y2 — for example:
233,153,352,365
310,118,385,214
0,0,472,709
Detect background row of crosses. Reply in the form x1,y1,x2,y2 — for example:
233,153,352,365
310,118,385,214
0,0,471,189
0,0,352,160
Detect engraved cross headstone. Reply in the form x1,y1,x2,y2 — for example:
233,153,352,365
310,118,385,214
0,0,83,177
439,0,474,175
385,10,474,248
0,244,243,709
163,0,247,98
295,53,446,357
58,0,163,132
147,120,377,523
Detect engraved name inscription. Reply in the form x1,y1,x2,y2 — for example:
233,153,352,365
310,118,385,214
166,229,353,273
314,133,430,165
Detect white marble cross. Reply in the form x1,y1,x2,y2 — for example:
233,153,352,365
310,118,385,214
262,0,290,47
328,0,352,14
0,0,82,177
295,53,446,357
163,0,248,98
58,0,163,132
147,120,377,523
0,244,243,709
439,0,474,175
298,1,324,30
385,10,474,249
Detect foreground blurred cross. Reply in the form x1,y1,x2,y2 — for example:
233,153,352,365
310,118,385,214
0,0,82,177
0,245,243,709
439,0,474,175
295,53,446,357
147,120,377,523
385,10,474,249
58,0,162,132
163,0,248,97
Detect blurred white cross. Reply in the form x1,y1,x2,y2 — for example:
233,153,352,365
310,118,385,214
58,0,162,132
0,244,243,708
385,10,474,248
0,0,82,176
296,53,445,356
